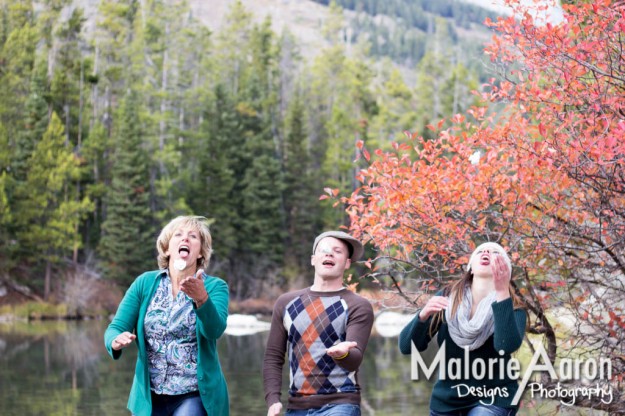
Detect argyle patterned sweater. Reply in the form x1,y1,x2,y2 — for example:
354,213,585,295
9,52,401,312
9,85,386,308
263,287,374,410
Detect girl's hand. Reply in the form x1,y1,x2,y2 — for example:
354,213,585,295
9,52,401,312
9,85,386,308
492,255,511,300
419,296,449,321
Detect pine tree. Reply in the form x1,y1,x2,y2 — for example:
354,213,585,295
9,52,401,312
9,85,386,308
5,56,50,272
206,4,288,295
213,0,254,97
98,91,154,285
283,91,321,271
50,7,87,146
160,12,215,220
240,128,285,264
131,0,182,219
413,17,470,139
0,1,37,140
14,112,93,298
369,66,417,146
308,5,378,228
237,17,287,293
81,121,112,251
14,57,49,181
93,0,138,123
186,85,239,272
0,122,12,268
441,61,479,117
0,1,42,273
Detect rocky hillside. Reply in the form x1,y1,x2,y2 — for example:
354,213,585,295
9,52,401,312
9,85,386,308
72,0,505,79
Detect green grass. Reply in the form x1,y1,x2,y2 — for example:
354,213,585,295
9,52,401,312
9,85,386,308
0,301,68,319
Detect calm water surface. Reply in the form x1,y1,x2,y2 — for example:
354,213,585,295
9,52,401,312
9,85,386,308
0,319,602,415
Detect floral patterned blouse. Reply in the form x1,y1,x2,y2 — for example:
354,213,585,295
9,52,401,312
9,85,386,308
144,271,201,395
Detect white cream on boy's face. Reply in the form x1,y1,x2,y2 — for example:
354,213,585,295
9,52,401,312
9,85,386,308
311,237,351,278
166,226,202,270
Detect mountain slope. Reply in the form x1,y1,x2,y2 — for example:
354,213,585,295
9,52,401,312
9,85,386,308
188,0,497,64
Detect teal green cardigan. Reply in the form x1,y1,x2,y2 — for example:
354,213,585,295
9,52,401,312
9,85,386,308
104,270,230,416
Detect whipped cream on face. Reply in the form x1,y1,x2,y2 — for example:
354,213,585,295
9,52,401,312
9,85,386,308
173,259,186,271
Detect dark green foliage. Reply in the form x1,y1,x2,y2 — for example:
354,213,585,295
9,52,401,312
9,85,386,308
186,85,240,270
239,121,285,260
240,20,285,260
283,92,322,270
0,1,38,142
98,91,154,284
14,59,49,182
50,7,87,148
0,122,12,268
81,121,112,252
13,112,93,296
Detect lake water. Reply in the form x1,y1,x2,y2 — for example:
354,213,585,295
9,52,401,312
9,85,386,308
0,319,602,415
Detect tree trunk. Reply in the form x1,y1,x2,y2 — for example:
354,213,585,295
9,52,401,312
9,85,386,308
44,260,52,300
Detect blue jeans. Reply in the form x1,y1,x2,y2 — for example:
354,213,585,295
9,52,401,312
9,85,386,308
430,405,516,416
286,403,361,416
149,391,207,416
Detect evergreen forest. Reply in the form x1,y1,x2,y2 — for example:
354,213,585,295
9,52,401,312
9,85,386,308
0,0,493,301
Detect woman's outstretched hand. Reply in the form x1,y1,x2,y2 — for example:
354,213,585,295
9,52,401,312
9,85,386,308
112,331,136,351
180,269,209,307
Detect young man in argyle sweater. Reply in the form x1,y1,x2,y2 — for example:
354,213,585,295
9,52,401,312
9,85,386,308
263,231,374,416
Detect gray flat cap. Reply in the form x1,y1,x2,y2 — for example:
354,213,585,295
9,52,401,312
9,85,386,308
312,231,364,262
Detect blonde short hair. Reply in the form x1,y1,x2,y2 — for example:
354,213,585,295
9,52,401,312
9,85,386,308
156,216,212,270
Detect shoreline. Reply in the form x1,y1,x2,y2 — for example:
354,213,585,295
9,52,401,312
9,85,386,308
0,286,416,321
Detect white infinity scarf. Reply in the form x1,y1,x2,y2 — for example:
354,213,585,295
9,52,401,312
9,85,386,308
445,287,496,351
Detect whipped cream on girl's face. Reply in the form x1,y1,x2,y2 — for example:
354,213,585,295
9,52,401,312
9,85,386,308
173,259,187,271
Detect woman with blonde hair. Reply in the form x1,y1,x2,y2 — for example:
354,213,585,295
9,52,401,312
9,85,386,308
399,242,526,416
105,215,229,416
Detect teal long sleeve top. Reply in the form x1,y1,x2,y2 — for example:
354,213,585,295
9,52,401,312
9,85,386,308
104,270,230,416
399,297,526,413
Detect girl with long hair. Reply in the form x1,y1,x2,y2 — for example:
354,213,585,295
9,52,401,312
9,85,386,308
399,242,526,416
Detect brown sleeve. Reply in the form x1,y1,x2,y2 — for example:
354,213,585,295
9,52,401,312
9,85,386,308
333,293,374,372
262,293,291,407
